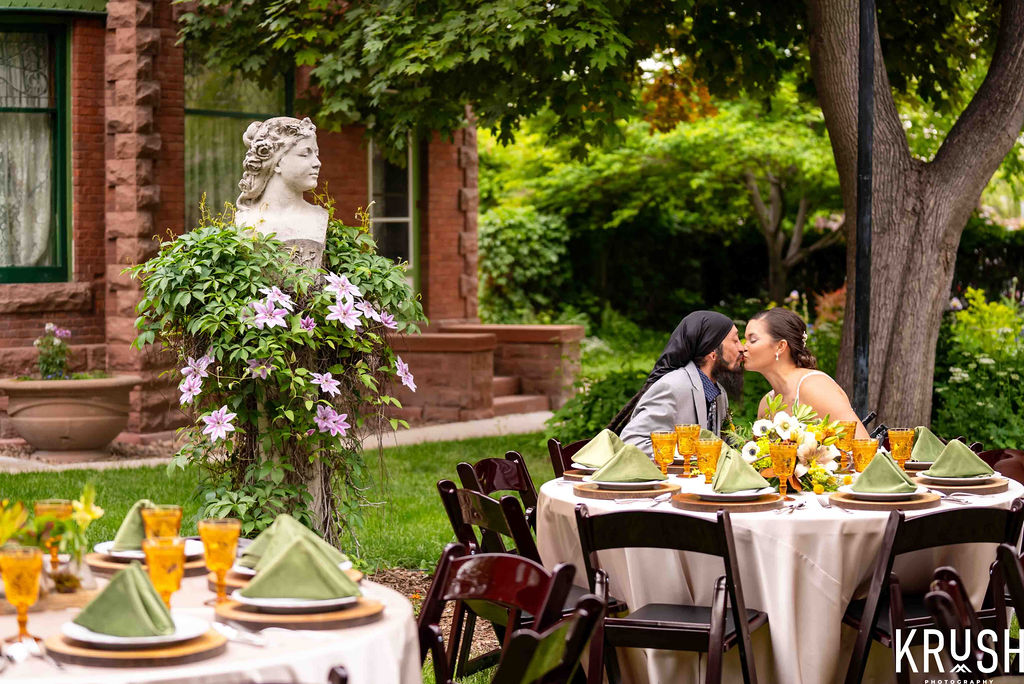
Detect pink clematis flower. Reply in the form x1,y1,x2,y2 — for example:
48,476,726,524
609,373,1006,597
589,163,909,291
300,315,317,332
327,411,351,437
326,301,360,330
247,358,273,380
379,311,398,330
314,404,336,432
311,372,341,397
202,405,237,442
355,300,382,323
259,286,295,312
395,356,416,392
178,374,202,405
250,299,288,329
182,354,213,378
324,272,362,303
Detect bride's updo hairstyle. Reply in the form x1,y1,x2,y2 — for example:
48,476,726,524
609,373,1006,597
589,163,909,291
750,307,818,369
237,116,317,209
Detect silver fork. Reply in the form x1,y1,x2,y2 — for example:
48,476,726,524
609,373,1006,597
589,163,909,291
23,638,64,670
817,494,853,514
614,493,671,506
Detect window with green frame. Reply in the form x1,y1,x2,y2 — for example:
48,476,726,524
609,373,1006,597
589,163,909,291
368,140,419,289
0,23,68,283
184,51,292,230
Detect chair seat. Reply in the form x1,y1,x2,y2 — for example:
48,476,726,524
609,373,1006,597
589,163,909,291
844,594,936,645
606,603,768,651
564,584,626,616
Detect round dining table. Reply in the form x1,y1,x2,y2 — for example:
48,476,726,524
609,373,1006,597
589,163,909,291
0,573,422,684
538,474,1024,684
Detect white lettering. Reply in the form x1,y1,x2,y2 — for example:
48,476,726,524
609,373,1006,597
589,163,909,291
922,630,944,673
949,630,969,662
1002,627,1024,673
895,629,918,673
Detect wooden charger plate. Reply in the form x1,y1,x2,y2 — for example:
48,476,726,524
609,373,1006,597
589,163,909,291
85,553,208,578
45,630,227,667
671,492,784,513
561,469,591,482
830,491,941,511
572,482,680,500
207,568,364,593
910,476,1009,495
214,597,384,630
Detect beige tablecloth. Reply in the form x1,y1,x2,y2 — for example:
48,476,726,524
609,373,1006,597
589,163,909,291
0,576,421,684
538,475,1024,684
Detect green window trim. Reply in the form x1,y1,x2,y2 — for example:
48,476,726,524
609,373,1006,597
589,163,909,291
368,137,420,293
0,20,71,284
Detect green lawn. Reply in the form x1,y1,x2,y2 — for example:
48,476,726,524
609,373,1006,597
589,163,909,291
0,431,554,570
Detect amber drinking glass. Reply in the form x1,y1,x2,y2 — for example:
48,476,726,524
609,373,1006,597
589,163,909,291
141,504,183,540
0,546,43,642
696,438,723,485
836,421,857,472
142,537,186,609
33,499,72,575
198,518,241,604
650,431,678,477
851,438,879,473
888,429,915,471
769,442,798,498
674,424,701,477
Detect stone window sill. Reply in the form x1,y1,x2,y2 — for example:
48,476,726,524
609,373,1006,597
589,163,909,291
0,282,94,314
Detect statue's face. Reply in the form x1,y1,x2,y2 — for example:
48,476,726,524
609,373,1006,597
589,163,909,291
276,135,321,193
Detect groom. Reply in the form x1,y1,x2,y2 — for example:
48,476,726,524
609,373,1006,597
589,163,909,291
612,311,745,456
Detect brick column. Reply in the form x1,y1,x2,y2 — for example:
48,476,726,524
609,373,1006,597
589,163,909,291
104,0,185,437
457,119,479,321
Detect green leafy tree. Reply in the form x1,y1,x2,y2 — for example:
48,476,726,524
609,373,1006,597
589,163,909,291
179,0,1024,426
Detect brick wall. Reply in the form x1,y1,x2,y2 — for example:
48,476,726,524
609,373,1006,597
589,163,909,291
315,127,369,225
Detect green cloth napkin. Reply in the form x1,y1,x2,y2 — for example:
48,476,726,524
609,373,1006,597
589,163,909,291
911,426,945,462
852,452,917,493
700,428,718,440
73,561,174,637
712,448,770,493
924,439,995,478
589,444,666,482
239,513,348,570
111,499,154,551
239,536,362,600
572,429,625,468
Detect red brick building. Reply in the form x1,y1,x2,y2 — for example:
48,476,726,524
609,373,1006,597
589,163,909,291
0,0,579,441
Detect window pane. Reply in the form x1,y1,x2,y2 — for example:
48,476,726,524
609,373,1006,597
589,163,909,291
371,148,409,218
0,32,53,108
184,56,284,113
185,115,248,229
373,221,410,263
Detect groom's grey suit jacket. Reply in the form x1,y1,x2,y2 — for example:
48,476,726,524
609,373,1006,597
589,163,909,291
620,361,728,456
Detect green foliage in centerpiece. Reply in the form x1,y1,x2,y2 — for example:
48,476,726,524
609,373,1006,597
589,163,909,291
124,203,424,539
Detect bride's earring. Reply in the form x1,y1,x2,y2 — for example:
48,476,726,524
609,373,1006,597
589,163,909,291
775,350,780,362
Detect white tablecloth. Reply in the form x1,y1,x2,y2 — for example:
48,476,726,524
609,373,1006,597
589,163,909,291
0,576,422,684
538,475,1024,684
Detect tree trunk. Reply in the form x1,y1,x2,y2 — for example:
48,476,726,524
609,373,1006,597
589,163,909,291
805,0,1024,426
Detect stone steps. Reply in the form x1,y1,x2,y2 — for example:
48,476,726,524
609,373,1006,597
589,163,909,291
493,375,520,397
493,394,549,416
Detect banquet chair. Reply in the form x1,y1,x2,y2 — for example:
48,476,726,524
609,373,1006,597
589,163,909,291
574,505,767,684
418,543,579,684
842,501,1024,684
924,566,1002,678
547,437,590,478
457,450,539,530
979,449,1024,485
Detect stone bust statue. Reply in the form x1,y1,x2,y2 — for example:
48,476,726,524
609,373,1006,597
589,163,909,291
235,116,329,268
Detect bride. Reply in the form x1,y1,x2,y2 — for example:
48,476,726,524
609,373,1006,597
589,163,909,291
743,307,869,439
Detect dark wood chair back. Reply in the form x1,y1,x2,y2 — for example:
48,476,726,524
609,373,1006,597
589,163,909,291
491,594,604,684
436,479,540,561
457,450,539,528
419,544,576,684
547,438,589,478
997,542,1024,619
924,566,1000,677
978,449,1024,484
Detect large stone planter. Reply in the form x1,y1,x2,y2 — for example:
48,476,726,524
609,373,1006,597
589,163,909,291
0,374,142,463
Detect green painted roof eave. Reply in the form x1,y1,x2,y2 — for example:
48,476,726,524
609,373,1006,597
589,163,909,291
0,0,106,15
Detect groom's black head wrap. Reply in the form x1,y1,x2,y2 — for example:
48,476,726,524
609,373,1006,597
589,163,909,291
607,311,734,434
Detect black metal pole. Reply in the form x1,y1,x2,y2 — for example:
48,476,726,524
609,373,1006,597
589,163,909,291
853,0,874,419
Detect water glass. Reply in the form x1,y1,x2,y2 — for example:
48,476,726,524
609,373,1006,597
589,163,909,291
888,429,915,470
33,499,72,575
851,438,878,473
0,546,43,643
142,537,186,609
198,518,241,604
141,504,183,540
674,424,701,477
696,438,723,485
769,442,798,498
650,431,677,476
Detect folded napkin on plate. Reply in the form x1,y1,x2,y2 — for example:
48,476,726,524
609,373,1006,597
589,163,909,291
571,429,625,469
238,513,348,570
852,452,917,494
700,428,718,441
911,426,945,462
111,498,155,551
712,448,769,493
589,444,666,483
73,561,174,637
924,439,995,478
239,536,361,600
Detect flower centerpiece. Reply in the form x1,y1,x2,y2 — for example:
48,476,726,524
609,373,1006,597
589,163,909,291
727,394,844,494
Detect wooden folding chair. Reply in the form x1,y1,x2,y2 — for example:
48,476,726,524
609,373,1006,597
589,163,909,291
457,450,539,529
547,437,589,478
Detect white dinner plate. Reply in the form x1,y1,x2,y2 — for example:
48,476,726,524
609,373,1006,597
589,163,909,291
917,473,999,485
231,559,353,577
570,462,598,472
838,484,926,501
61,613,208,650
230,590,359,614
698,487,775,502
94,539,205,560
583,478,665,490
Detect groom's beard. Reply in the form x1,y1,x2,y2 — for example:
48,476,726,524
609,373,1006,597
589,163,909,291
711,356,745,401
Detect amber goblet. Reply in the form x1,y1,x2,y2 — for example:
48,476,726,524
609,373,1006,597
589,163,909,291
650,431,678,477
769,441,798,498
888,429,915,471
836,421,857,472
696,438,724,485
674,424,701,477
851,438,879,473
0,546,43,643
33,499,72,575
141,504,183,540
142,537,186,609
198,518,241,604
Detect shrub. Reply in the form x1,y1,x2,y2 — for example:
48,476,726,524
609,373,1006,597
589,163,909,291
545,369,648,445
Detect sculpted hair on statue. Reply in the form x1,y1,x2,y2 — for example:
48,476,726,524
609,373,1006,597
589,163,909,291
749,308,817,369
237,116,317,209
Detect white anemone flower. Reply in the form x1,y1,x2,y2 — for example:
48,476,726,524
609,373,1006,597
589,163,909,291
741,441,760,463
773,412,796,441
752,419,773,438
